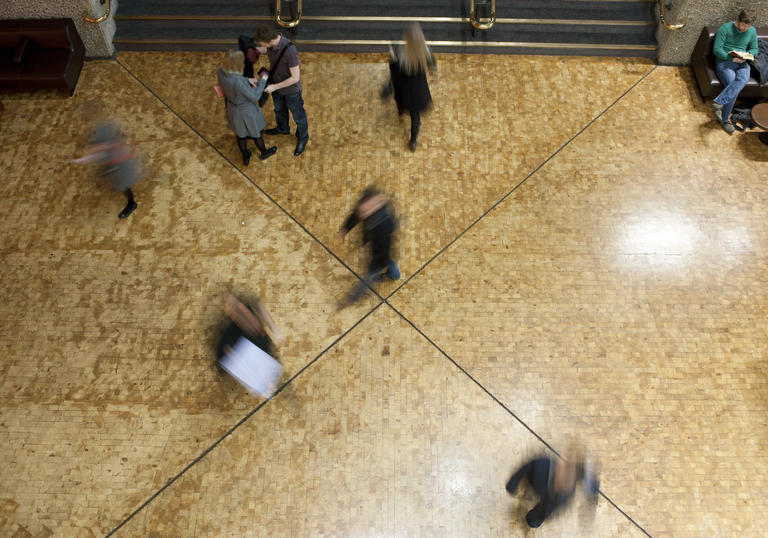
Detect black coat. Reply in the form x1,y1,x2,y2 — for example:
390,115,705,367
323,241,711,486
390,60,432,112
342,205,396,271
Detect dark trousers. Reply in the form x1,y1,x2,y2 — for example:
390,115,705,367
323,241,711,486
410,110,420,143
272,91,309,142
506,458,557,528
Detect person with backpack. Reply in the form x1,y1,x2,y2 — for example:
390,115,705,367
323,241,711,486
253,25,309,157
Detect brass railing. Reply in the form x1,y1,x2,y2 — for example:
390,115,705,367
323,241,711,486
658,0,685,30
276,0,302,28
84,0,111,24
469,0,496,30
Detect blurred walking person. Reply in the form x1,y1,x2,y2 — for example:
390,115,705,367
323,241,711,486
338,188,400,306
505,450,600,529
71,109,141,219
386,23,436,152
217,49,277,165
217,292,285,398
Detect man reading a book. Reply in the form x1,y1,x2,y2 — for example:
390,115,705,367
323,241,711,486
712,10,758,133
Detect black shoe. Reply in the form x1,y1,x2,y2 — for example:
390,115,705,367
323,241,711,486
243,149,252,166
293,140,307,156
265,127,290,135
118,201,137,219
409,139,417,152
260,146,277,160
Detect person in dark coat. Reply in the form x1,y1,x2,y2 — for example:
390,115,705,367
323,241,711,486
217,49,277,165
388,23,436,152
505,453,599,528
338,188,400,305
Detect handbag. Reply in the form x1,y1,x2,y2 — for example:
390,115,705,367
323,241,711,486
259,41,295,107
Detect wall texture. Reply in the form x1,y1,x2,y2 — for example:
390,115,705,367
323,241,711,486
656,1,768,65
0,0,117,57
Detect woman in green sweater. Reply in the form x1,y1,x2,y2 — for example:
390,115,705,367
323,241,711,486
712,10,758,133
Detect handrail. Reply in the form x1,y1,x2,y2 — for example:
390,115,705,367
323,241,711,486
469,0,496,30
276,0,302,28
84,0,111,24
658,0,685,30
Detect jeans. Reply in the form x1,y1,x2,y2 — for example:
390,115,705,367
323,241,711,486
714,60,751,122
342,260,400,304
272,91,309,142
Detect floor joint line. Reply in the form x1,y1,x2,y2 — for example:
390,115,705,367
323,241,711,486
109,56,658,535
381,300,653,537
384,64,657,304
106,299,386,536
114,56,380,295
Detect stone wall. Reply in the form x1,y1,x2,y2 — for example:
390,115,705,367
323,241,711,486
657,1,768,65
0,0,117,58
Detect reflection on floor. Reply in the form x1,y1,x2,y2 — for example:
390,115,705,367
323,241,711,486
1,51,766,537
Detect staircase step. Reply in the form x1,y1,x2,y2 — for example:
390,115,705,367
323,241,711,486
113,0,657,57
116,0,655,20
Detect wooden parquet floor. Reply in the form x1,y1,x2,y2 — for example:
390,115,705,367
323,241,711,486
1,51,766,537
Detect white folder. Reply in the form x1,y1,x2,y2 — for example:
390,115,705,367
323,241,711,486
219,337,284,398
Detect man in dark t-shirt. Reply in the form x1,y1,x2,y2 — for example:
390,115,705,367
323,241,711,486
253,25,309,156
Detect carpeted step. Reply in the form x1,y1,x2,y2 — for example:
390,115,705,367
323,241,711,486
113,0,658,57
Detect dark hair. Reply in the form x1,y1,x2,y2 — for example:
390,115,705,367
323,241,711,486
253,25,280,44
359,187,380,203
737,10,753,25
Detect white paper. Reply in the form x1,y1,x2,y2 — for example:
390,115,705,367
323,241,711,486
219,337,283,398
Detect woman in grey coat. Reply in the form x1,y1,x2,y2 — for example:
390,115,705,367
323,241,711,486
217,49,277,164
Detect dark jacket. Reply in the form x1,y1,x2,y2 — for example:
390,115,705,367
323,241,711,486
390,50,435,112
750,39,768,84
342,204,396,271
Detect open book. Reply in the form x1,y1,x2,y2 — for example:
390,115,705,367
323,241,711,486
729,50,755,61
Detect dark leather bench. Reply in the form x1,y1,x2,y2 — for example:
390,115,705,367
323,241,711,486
691,26,768,99
0,18,85,96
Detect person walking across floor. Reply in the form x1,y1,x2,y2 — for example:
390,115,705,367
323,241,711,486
217,49,277,165
711,10,758,133
386,23,436,152
253,25,309,156
71,108,142,219
505,450,599,529
337,188,400,306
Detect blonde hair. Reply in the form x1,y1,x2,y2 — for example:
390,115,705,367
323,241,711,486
400,23,429,75
225,49,244,73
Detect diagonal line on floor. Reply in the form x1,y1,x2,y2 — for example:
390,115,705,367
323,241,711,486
106,300,386,536
113,56,389,305
375,65,659,536
384,64,658,305
104,57,392,535
109,56,657,536
380,299,653,537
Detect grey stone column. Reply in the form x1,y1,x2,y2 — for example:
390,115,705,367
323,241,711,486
0,0,118,58
656,1,768,65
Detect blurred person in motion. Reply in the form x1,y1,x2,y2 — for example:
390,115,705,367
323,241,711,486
217,292,285,398
217,49,277,165
71,105,141,219
505,447,600,529
218,292,284,359
385,23,436,152
337,187,400,306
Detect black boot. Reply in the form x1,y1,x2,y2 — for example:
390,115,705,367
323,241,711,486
255,136,277,160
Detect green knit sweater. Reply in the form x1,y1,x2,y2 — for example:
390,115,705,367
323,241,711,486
713,22,758,63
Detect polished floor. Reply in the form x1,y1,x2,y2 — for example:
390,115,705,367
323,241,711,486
1,51,767,537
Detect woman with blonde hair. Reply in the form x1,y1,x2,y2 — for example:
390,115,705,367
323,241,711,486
217,49,277,164
387,23,436,152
